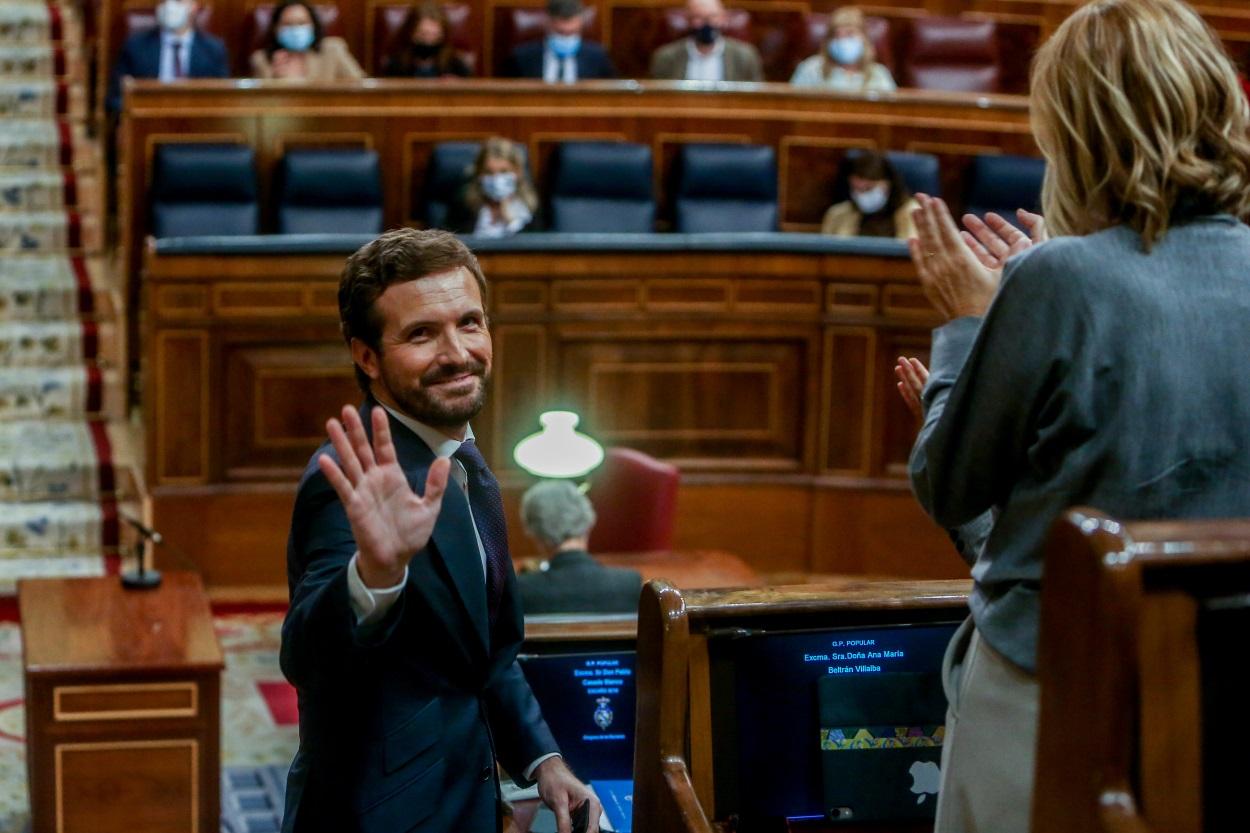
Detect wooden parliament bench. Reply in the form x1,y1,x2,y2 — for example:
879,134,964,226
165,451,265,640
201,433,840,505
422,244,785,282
142,232,966,594
96,0,1250,116
632,577,970,832
118,79,1037,280
1035,510,1250,833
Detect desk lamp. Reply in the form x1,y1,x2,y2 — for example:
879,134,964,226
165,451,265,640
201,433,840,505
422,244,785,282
513,410,604,480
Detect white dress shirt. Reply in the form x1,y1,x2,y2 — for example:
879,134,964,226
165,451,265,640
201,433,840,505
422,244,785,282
344,404,559,780
159,30,195,81
473,198,533,238
542,47,577,83
684,37,725,82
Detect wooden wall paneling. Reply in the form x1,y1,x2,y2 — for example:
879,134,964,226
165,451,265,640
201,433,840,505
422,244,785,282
672,480,814,574
151,486,296,589
876,330,930,478
152,330,210,484
560,332,809,468
821,327,873,476
222,340,357,481
483,324,549,473
807,485,966,577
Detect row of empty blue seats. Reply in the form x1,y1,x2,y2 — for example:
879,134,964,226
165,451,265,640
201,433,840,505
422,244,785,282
150,142,1046,238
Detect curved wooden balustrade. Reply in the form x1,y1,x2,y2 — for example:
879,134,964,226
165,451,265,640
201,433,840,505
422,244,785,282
1035,510,1250,833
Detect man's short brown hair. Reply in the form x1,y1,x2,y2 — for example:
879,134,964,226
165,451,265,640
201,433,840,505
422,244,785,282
339,228,487,391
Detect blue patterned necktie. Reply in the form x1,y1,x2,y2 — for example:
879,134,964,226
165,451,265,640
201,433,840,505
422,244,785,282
453,440,508,627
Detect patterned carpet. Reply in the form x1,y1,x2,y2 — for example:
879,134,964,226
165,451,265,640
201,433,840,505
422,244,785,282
0,0,125,595
0,611,299,833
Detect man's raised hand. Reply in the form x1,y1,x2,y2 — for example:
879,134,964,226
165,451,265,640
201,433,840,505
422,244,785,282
318,406,450,588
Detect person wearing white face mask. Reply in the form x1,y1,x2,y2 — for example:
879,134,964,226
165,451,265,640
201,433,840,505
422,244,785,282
822,150,917,239
502,0,616,82
107,0,229,112
447,138,543,237
250,0,364,81
791,6,896,92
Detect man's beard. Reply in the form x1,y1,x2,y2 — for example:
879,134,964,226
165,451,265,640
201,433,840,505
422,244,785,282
378,358,490,429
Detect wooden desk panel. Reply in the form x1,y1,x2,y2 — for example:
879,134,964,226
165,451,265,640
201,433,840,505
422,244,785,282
142,242,965,591
20,573,224,833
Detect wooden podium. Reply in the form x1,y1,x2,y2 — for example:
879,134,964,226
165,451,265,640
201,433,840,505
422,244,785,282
20,573,224,833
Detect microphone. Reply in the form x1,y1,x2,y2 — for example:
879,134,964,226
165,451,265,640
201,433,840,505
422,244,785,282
120,513,163,590
121,513,163,546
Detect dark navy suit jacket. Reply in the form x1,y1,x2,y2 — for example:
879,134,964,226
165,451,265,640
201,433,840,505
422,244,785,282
280,398,558,833
107,28,229,112
501,39,616,80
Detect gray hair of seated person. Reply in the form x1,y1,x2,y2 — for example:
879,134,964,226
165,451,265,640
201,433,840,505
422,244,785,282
521,480,597,552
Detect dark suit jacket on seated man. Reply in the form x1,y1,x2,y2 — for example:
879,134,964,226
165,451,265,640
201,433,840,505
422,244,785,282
107,0,229,112
516,479,642,614
502,0,616,82
281,228,600,833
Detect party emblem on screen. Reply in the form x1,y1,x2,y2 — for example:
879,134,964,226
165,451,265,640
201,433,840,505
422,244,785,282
594,697,614,729
908,761,942,804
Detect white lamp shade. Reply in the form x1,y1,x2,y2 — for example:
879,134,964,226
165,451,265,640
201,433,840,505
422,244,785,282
513,410,605,479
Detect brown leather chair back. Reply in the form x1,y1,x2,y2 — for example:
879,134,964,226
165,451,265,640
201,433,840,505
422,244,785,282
903,16,999,93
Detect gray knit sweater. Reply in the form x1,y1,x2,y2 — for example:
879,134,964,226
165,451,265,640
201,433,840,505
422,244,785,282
911,215,1250,672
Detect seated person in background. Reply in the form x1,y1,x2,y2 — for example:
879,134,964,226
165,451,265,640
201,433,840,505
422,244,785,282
821,150,917,239
650,0,763,82
791,7,896,92
446,137,542,236
517,480,643,615
502,0,616,82
107,0,228,112
382,2,472,78
251,1,364,81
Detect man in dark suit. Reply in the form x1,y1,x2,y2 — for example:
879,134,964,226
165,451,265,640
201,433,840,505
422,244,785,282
281,229,600,833
502,0,616,82
518,480,642,614
107,0,229,112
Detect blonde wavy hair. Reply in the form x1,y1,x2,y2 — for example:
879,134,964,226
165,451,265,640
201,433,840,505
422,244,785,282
1030,0,1250,249
822,6,876,77
463,137,539,214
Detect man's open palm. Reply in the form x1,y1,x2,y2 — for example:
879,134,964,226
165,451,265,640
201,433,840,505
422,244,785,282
318,405,451,588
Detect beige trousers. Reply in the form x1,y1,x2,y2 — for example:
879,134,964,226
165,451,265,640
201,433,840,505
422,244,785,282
934,617,1040,833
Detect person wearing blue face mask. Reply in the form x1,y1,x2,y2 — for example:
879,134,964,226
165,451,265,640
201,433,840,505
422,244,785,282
502,0,616,82
791,6,896,91
107,0,229,113
446,137,543,237
250,0,364,81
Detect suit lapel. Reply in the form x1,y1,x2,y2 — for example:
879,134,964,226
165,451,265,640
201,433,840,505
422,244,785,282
363,399,490,655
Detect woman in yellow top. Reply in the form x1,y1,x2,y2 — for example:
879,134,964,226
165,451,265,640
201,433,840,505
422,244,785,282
250,0,365,81
790,7,896,92
821,151,918,239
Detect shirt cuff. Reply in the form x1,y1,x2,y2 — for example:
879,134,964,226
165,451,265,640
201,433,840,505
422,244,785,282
523,752,562,782
346,552,407,626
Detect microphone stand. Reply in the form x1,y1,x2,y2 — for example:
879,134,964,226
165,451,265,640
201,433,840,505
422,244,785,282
121,514,163,590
